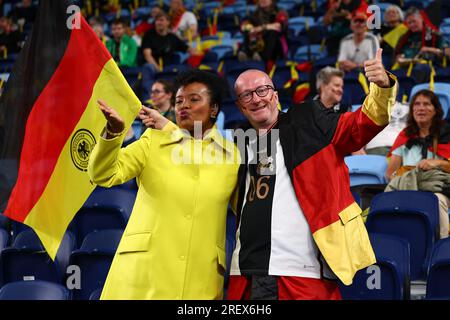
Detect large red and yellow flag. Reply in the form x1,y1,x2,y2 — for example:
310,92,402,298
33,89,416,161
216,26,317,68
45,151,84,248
0,0,141,258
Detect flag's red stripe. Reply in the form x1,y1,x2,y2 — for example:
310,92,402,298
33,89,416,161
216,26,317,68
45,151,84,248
5,18,111,221
292,145,354,233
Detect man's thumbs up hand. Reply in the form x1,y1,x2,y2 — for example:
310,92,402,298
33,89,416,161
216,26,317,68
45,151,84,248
364,48,390,88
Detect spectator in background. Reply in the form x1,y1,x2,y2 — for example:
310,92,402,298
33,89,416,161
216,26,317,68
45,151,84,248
385,90,450,239
106,18,138,68
314,66,350,113
141,79,176,125
324,0,368,56
237,0,288,71
134,6,163,37
140,11,193,101
378,5,404,57
89,16,108,43
338,11,379,72
0,16,21,54
8,0,36,28
169,0,197,41
394,7,446,83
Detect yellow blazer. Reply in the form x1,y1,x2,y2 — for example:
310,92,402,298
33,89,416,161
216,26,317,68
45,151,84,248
88,126,239,299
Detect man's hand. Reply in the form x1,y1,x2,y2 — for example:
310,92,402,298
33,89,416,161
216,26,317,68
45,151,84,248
364,48,390,88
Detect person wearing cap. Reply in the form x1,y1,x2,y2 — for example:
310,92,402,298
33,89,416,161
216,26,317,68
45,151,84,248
338,11,380,72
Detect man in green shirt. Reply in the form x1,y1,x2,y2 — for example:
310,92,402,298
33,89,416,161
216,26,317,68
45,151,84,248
106,18,138,68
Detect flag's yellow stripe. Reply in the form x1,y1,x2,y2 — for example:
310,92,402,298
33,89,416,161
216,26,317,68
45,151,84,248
24,59,141,259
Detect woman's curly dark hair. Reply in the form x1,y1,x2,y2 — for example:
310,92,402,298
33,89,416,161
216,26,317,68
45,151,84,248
173,69,228,123
405,89,444,138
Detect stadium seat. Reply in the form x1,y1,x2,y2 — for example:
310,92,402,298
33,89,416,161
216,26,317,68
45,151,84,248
209,45,234,61
69,229,123,300
0,214,10,231
1,229,75,285
391,69,417,101
344,155,388,186
366,191,440,280
89,288,103,300
221,98,247,129
293,45,327,62
426,237,450,299
0,228,9,249
343,70,367,105
121,66,142,88
409,83,450,119
0,280,70,300
339,233,410,300
69,187,135,248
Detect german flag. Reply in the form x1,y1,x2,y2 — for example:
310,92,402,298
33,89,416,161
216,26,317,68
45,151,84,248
0,1,141,258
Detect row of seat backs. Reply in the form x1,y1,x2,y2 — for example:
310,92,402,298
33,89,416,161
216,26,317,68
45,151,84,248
341,235,450,300
366,191,440,281
339,232,410,300
0,228,123,300
341,190,444,299
426,237,450,299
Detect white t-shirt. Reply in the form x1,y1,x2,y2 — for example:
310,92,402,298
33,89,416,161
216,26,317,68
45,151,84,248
230,138,321,278
338,32,380,65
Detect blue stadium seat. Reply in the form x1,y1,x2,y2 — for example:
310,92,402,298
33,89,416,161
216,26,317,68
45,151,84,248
409,83,450,119
426,238,450,299
0,228,9,249
121,66,142,88
89,288,103,300
0,214,10,231
339,233,410,300
0,280,70,300
293,45,327,62
366,191,440,280
69,229,123,300
343,70,367,105
209,45,234,61
1,229,75,285
69,188,136,248
344,155,388,186
221,98,247,129
225,61,266,98
391,69,417,101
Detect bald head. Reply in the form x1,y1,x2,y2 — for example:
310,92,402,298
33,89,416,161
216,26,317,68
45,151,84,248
234,69,279,131
234,69,274,95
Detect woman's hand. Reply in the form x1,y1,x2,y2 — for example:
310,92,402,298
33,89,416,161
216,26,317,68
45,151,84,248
139,105,169,130
417,159,442,171
98,99,125,136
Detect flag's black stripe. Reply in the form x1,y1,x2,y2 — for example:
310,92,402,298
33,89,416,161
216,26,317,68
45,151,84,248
0,0,75,210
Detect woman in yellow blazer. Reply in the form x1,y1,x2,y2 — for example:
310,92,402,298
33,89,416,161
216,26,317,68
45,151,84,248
88,70,240,299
